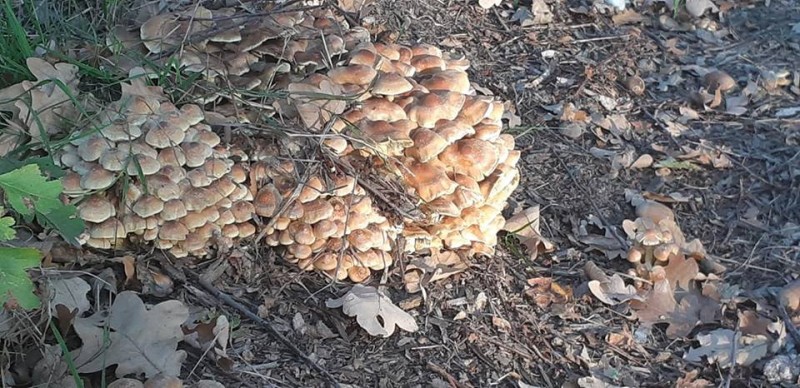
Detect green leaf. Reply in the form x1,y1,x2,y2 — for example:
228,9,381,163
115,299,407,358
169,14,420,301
0,247,42,310
0,164,84,244
0,164,63,218
0,207,15,241
36,205,84,245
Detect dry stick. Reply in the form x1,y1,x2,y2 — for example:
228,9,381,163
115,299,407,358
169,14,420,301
187,271,342,388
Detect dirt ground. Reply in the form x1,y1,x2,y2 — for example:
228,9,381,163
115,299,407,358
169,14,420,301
4,0,798,386
160,1,799,387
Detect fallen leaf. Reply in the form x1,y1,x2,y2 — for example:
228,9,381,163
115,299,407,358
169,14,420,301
492,316,512,332
337,0,369,12
478,0,502,9
326,284,418,337
663,255,699,290
71,291,188,378
404,250,469,293
46,276,91,316
738,310,774,336
684,329,770,367
633,282,719,338
32,344,74,387
525,277,571,307
676,370,712,388
588,274,644,306
502,206,556,260
685,0,719,18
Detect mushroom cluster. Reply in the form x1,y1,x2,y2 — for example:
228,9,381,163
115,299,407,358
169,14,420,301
250,161,398,282
138,5,368,101
58,74,257,258
288,41,521,258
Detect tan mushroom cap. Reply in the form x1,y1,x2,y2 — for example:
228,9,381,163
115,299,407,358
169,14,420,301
406,92,466,128
186,169,214,188
145,174,182,200
346,228,376,252
144,119,186,149
297,176,326,203
132,195,164,218
238,222,256,238
62,172,83,195
77,136,112,162
372,72,413,97
158,220,189,241
99,148,130,172
126,154,161,176
289,244,313,260
81,164,116,190
473,123,503,141
230,201,255,223
411,44,443,58
313,219,338,240
183,187,217,211
627,246,644,263
458,97,494,126
424,196,461,217
122,214,147,233
638,229,664,246
313,253,339,271
359,98,408,122
181,142,214,168
439,139,500,180
403,160,458,202
420,70,470,94
347,266,371,283
254,185,281,217
288,222,315,245
411,55,446,74
79,195,116,223
182,211,208,229
328,65,378,86
406,127,449,162
301,198,334,224
90,218,127,239
160,199,187,221
229,163,247,183
357,120,415,149
217,209,235,226
221,224,239,239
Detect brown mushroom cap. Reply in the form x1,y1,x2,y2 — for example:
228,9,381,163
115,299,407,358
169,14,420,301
328,65,378,86
406,92,466,128
288,222,315,245
161,199,188,221
237,222,256,238
420,70,470,94
439,139,500,181
90,218,127,239
347,266,371,283
403,160,458,201
301,198,335,224
313,253,339,271
230,200,255,223
81,165,116,190
126,154,162,176
406,127,449,162
411,55,446,74
132,195,165,218
79,195,116,223
181,142,214,168
411,44,443,58
359,98,407,122
372,72,413,96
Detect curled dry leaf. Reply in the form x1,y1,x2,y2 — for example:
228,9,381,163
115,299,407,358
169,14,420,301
778,280,800,313
326,284,418,337
632,281,719,338
684,328,775,368
588,274,644,306
663,255,700,291
71,291,188,378
492,316,512,332
526,277,571,307
501,206,555,260
404,250,469,293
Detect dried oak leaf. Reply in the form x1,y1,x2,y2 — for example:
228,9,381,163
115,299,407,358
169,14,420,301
404,250,469,293
502,206,555,260
326,284,418,337
45,276,91,316
71,291,189,378
676,370,712,388
684,329,770,368
663,255,699,291
633,281,719,338
588,274,644,306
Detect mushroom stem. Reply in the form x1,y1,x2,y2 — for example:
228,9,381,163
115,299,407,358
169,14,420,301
643,246,654,270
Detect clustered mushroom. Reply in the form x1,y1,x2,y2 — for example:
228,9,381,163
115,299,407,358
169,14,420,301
1,3,523,284
287,41,521,261
58,72,257,258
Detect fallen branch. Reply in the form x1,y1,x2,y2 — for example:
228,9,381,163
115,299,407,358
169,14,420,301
184,269,342,388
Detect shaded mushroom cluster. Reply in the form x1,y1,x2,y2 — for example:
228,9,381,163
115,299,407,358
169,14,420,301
288,41,521,258
138,5,368,106
58,75,257,258
251,163,398,282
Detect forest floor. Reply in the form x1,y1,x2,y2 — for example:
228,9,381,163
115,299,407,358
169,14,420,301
1,0,799,387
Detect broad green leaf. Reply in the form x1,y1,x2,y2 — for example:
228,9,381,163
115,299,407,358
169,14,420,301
36,205,84,245
0,207,15,241
0,247,42,310
0,164,63,218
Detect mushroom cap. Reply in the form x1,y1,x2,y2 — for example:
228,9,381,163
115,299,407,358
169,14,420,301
181,142,213,168
411,44,443,58
79,195,116,223
420,70,470,94
406,127,449,162
81,164,116,190
230,201,255,223
627,246,644,263
438,139,500,180
145,174,182,200
186,169,214,187
654,244,672,262
313,253,339,271
158,220,189,241
143,118,187,148
638,229,664,246
347,228,376,252
433,119,475,143
288,222,315,245
90,218,127,239
372,72,413,96
77,136,112,162
359,98,407,122
132,195,165,218
313,219,338,240
183,187,217,211
301,198,334,224
237,222,256,238
473,123,502,141
458,97,494,126
126,154,161,176
411,55,446,74
161,199,187,221
403,160,458,202
254,185,281,217
297,176,326,203
99,148,131,171
182,212,208,229
406,92,466,128
328,65,378,86
347,266,371,283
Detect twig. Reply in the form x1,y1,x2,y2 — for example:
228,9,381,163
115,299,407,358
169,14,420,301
185,270,342,388
427,361,474,388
